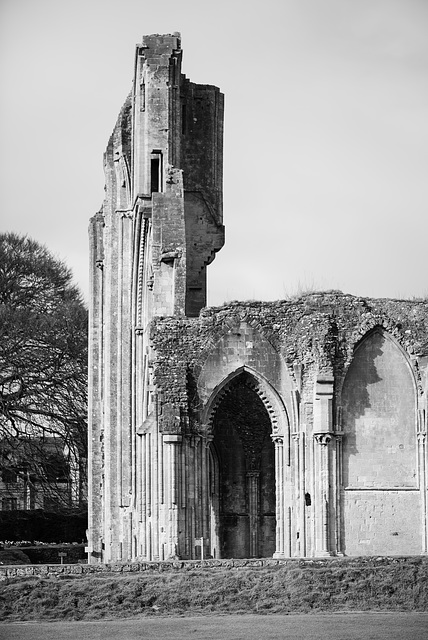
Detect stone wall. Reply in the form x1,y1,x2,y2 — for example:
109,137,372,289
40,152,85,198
148,292,428,559
151,292,428,433
2,555,425,581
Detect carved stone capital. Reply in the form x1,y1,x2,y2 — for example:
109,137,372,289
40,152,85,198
246,470,260,478
314,432,334,446
271,435,284,446
417,432,427,444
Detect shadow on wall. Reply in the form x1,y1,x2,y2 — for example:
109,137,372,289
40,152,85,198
341,329,384,462
341,327,417,489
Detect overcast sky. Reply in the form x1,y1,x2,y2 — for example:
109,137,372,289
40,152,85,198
1,0,427,306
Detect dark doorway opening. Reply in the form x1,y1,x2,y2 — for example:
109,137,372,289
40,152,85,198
212,372,276,558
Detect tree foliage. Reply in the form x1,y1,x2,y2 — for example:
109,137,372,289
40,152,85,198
0,233,88,511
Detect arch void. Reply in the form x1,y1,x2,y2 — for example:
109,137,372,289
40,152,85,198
341,328,420,556
211,371,276,559
202,365,289,441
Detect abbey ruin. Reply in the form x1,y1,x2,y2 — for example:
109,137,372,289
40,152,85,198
87,33,428,563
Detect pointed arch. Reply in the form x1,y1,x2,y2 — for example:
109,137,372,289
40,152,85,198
341,325,417,394
339,325,420,555
207,368,278,558
201,365,290,442
337,323,420,400
341,325,417,487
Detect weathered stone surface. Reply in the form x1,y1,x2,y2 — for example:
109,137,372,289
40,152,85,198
2,555,427,581
88,34,428,565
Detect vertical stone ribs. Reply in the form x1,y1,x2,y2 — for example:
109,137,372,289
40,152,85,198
88,34,225,563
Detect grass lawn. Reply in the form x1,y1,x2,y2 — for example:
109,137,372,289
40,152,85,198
2,613,428,640
0,557,427,623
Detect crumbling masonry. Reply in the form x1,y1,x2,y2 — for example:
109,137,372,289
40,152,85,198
88,33,428,563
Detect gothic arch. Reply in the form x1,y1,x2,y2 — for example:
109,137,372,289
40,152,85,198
196,322,295,558
201,365,290,442
336,324,419,401
339,324,421,555
206,367,280,558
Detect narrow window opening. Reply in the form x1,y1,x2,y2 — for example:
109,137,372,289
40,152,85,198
151,158,159,192
150,152,162,193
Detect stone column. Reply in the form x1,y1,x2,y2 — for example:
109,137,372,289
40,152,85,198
272,435,285,557
163,434,182,559
313,375,335,557
292,432,306,556
192,435,201,557
313,433,333,556
417,430,427,553
140,433,147,558
247,471,260,557
333,433,344,555
145,433,152,560
201,435,213,559
87,215,104,563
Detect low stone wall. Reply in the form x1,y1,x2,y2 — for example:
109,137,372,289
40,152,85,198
1,555,426,581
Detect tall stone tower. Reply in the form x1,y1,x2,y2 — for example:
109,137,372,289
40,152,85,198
87,34,224,562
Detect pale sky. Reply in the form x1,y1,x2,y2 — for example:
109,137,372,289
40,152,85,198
1,0,427,306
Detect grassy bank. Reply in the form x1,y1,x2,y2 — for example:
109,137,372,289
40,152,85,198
0,557,427,621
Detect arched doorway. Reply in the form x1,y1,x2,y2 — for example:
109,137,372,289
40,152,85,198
210,371,276,558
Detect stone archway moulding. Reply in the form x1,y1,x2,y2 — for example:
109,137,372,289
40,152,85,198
201,365,290,444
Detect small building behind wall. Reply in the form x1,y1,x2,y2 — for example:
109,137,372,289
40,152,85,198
87,33,428,564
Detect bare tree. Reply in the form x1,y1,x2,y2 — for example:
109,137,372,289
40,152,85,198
0,233,87,513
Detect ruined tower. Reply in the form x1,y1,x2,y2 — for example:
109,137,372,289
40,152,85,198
88,34,224,562
88,34,428,564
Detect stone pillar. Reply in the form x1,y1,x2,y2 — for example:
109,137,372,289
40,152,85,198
163,434,182,559
87,214,104,563
145,433,152,560
417,429,427,553
333,433,344,555
201,435,212,559
272,435,285,557
139,433,147,558
192,435,201,557
292,432,306,556
313,375,335,557
313,433,333,556
247,471,260,557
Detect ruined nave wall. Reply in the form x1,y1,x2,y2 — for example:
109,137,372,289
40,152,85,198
149,292,428,558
